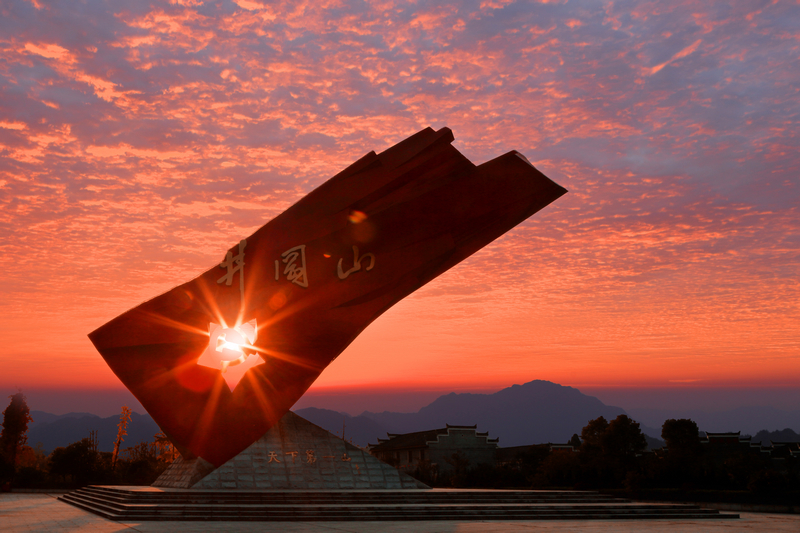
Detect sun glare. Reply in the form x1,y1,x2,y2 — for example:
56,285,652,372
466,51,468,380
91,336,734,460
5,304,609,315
197,319,263,391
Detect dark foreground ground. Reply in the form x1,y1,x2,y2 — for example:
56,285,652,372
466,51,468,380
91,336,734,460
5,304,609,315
2,493,800,533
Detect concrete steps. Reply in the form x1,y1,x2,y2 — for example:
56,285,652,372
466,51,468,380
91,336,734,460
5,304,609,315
60,486,739,522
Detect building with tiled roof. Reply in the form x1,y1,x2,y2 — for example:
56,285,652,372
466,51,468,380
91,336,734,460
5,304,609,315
701,431,753,446
763,441,800,459
367,424,499,476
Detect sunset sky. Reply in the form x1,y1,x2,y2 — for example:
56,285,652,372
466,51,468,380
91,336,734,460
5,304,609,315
1,0,798,414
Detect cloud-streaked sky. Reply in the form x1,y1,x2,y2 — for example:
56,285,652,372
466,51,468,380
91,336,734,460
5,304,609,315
1,0,798,396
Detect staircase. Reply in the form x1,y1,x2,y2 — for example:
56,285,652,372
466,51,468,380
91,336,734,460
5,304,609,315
60,486,739,521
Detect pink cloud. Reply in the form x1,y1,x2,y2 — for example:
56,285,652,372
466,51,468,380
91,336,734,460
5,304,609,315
647,39,702,75
0,0,798,391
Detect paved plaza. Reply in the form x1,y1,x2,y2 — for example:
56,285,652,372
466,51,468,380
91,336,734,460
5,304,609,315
2,493,799,533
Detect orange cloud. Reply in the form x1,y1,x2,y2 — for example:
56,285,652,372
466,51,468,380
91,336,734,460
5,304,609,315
1,0,798,394
647,39,702,75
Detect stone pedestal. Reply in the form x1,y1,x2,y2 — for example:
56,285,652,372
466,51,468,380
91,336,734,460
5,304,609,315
153,411,427,490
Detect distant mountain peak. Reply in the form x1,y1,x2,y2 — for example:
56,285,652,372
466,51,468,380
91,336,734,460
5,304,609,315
358,379,628,446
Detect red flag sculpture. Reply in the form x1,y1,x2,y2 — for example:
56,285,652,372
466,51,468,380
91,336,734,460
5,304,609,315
89,127,567,467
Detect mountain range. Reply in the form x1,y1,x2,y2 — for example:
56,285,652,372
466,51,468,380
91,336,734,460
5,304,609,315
296,380,663,448
8,380,799,453
25,411,160,454
627,406,800,437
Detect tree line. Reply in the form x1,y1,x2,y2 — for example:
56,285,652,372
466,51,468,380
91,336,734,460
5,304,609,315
0,393,175,490
412,414,800,503
3,392,799,503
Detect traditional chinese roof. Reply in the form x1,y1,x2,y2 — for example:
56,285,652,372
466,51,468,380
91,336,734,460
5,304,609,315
369,428,449,451
767,441,800,457
769,441,800,448
702,431,752,444
704,431,742,437
368,425,498,451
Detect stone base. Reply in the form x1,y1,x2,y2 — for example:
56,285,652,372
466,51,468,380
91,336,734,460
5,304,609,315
151,456,215,489
61,486,742,521
153,411,428,490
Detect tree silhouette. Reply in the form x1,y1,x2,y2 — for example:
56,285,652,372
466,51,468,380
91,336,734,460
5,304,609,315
580,416,609,456
579,415,646,487
153,432,177,463
604,415,647,461
660,418,704,486
1,392,33,473
49,438,98,485
112,406,132,470
662,419,701,458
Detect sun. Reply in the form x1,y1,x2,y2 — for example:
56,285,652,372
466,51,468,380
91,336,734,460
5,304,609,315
196,319,263,391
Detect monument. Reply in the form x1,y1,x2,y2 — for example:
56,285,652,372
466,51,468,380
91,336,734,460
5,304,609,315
88,126,567,488
65,128,737,520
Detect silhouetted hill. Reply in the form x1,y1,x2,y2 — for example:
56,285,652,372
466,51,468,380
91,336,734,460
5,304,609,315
627,406,800,437
295,382,671,448
293,407,388,448
26,380,794,454
644,434,665,450
26,412,160,454
361,380,630,446
752,428,800,445
28,411,96,430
